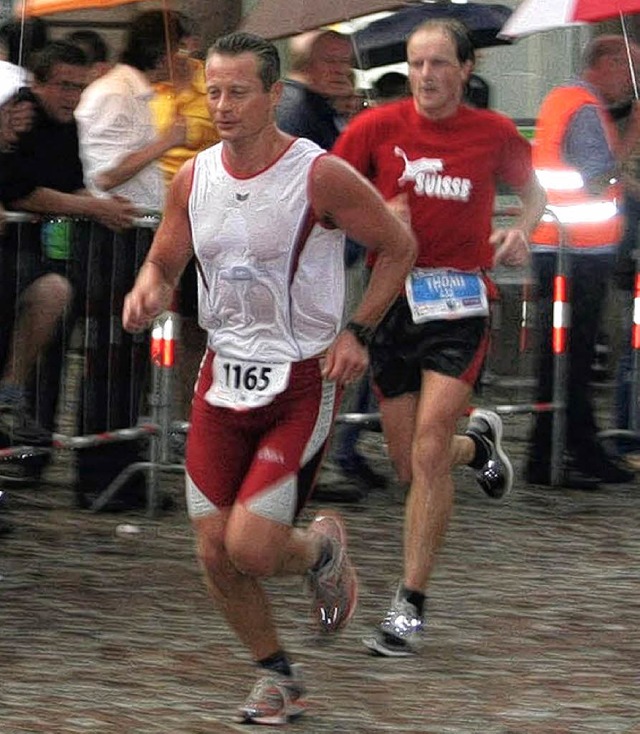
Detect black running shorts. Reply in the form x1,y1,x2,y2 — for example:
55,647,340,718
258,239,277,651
370,297,490,399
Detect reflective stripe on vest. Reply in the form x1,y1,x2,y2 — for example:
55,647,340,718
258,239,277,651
531,86,622,248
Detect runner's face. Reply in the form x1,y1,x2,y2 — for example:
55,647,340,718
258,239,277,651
407,28,472,120
206,52,278,143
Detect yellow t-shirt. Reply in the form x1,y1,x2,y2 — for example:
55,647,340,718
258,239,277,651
151,58,219,184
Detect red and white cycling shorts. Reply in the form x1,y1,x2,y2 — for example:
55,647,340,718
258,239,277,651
185,349,341,525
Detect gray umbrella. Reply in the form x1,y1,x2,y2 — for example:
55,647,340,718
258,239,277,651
352,2,513,70
240,0,412,40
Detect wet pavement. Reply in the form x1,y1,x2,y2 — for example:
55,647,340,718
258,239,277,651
1,387,640,734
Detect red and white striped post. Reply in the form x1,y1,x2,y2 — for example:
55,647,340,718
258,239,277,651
89,306,181,516
630,271,640,432
146,305,180,511
550,213,569,487
552,273,570,356
150,313,177,369
632,272,640,352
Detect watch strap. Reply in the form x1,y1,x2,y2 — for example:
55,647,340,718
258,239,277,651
344,320,375,347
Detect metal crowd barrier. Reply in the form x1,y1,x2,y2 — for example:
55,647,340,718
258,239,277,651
0,211,184,516
333,205,569,486
0,205,583,505
88,308,184,515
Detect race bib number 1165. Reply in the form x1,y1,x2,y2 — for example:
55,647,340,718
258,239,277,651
205,356,291,410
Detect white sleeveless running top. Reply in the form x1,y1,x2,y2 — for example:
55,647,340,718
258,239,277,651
188,137,345,362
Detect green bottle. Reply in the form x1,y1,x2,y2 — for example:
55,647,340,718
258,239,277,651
42,218,72,260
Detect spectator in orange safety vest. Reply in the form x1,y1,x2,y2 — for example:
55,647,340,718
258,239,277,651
526,34,640,488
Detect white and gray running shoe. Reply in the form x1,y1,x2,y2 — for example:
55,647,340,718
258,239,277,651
466,408,514,500
363,593,425,657
235,664,307,726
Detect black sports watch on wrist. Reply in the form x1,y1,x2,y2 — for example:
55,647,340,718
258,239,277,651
344,320,376,348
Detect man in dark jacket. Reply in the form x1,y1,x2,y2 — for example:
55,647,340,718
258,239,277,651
0,41,136,452
276,29,352,150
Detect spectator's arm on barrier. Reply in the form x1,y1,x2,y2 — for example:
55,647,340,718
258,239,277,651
11,187,139,232
310,154,416,385
85,194,140,231
491,173,546,268
123,160,195,333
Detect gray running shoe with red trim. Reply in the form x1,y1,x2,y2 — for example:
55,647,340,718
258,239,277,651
307,510,358,634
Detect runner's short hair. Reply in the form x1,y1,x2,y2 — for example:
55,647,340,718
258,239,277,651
408,18,476,66
208,32,280,91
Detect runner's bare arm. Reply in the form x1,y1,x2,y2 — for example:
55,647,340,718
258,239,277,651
310,154,417,329
122,160,195,333
491,172,546,267
310,154,416,384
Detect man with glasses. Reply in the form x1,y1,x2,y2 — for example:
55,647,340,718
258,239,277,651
0,41,137,458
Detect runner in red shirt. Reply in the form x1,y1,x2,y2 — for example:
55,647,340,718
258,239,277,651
333,18,546,657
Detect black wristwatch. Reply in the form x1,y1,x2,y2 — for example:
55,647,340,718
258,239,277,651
344,320,375,347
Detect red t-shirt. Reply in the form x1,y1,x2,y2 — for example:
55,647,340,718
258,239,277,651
332,98,532,271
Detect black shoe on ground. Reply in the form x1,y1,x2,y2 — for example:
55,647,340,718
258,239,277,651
466,409,514,500
525,460,602,490
335,454,388,489
0,404,52,448
311,482,366,503
572,454,635,485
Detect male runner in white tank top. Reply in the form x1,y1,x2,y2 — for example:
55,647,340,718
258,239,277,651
123,32,416,726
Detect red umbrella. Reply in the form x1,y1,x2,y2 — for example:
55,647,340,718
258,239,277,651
577,0,640,23
500,0,640,96
500,0,640,37
240,0,411,40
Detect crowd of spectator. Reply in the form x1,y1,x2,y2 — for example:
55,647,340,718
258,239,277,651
1,13,639,538
0,12,206,518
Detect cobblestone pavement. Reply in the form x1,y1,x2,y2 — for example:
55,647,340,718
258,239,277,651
1,396,639,734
